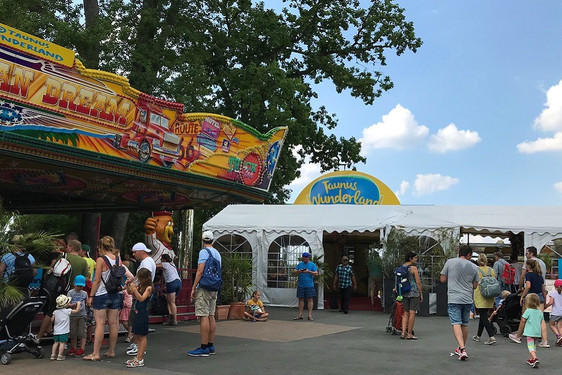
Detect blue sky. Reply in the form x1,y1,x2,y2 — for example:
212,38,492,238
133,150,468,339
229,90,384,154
284,0,562,205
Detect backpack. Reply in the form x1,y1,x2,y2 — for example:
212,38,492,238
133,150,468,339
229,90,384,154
41,271,71,296
198,248,222,292
501,263,516,285
53,255,72,277
478,267,501,298
9,253,34,288
393,265,412,295
101,256,126,294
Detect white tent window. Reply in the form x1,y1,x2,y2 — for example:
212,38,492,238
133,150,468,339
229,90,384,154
214,234,252,257
267,235,310,289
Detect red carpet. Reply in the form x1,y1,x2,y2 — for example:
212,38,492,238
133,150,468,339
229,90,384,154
325,296,383,311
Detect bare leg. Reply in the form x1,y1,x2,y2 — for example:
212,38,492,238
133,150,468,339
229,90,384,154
298,298,304,318
452,324,466,348
307,298,313,319
136,335,147,361
37,316,52,339
106,309,119,356
208,315,216,344
90,309,107,359
51,342,59,358
407,310,416,337
199,316,209,345
57,342,65,357
401,311,409,337
166,293,177,323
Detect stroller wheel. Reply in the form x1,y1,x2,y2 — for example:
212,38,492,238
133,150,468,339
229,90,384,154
1,353,12,365
500,325,511,337
34,347,45,359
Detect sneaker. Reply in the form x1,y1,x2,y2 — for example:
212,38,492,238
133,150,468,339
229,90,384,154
484,338,496,345
533,358,540,368
508,333,521,344
75,348,84,356
30,334,41,345
472,335,480,342
458,348,468,361
526,358,535,366
556,336,562,346
56,355,65,361
454,347,462,356
208,345,215,355
126,343,137,351
67,348,76,356
50,355,56,360
538,341,550,348
126,345,138,356
188,347,210,357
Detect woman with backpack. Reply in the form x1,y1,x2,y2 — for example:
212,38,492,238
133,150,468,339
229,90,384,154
83,236,133,361
400,251,422,340
472,253,498,345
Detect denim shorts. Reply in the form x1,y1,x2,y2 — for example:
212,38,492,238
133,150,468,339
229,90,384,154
166,278,182,295
447,303,472,326
92,293,122,310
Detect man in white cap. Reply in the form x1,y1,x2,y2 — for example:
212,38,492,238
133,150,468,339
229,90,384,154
188,230,221,357
126,242,156,356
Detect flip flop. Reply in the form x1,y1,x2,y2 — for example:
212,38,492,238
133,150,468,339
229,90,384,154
400,335,405,339
103,352,115,358
83,354,100,361
407,336,418,340
293,316,303,320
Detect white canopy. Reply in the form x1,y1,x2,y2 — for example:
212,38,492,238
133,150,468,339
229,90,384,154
204,204,562,308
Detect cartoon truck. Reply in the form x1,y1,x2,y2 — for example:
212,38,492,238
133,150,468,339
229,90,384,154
114,95,181,166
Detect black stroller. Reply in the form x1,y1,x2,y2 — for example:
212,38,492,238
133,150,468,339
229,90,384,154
491,292,522,337
0,295,46,365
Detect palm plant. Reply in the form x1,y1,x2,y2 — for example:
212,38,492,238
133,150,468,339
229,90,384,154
220,252,254,304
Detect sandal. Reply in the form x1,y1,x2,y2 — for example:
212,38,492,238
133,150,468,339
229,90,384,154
308,316,314,321
83,354,100,361
293,316,303,320
400,335,405,339
104,352,115,358
126,358,144,368
407,336,418,340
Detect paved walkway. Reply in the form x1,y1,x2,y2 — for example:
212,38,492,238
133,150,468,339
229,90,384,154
6,307,561,374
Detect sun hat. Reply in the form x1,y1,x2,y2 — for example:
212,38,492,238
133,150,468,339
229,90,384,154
555,279,562,288
74,274,86,287
56,294,71,309
202,230,214,242
302,252,311,258
132,242,151,252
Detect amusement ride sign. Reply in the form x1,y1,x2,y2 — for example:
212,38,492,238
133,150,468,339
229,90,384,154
293,171,400,205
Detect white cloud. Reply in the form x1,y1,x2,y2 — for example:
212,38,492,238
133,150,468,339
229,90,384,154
517,132,562,153
428,123,481,152
413,173,459,196
534,80,562,132
289,162,322,187
555,182,562,194
394,180,410,198
360,104,428,153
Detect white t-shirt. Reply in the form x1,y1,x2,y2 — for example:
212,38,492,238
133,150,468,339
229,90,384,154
138,256,156,281
162,262,180,283
53,308,72,335
547,290,562,316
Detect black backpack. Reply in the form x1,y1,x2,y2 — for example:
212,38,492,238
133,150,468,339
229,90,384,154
198,248,222,291
9,253,34,288
101,256,125,294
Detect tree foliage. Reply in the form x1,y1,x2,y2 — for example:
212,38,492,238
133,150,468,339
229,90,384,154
0,0,422,203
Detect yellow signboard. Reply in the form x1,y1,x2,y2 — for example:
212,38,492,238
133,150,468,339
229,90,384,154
0,23,75,67
294,170,400,205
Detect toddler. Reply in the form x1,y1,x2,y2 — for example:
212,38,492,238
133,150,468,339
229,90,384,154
67,275,88,356
544,279,562,346
120,288,133,342
519,293,543,368
489,290,511,320
51,294,80,361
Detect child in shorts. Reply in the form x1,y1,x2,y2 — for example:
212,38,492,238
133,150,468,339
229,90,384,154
51,294,81,361
544,279,562,346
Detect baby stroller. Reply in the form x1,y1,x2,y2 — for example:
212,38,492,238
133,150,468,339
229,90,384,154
492,292,522,337
0,295,46,365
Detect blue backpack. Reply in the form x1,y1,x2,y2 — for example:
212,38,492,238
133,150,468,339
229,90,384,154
393,265,412,295
198,248,223,291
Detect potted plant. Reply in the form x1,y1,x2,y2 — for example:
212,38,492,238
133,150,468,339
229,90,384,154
219,252,254,319
311,254,332,309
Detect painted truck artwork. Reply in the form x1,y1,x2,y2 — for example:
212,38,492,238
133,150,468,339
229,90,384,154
0,23,287,192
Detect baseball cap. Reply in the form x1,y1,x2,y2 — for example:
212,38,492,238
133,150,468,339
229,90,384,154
555,279,562,288
74,274,86,287
132,242,151,252
202,230,214,242
82,244,90,252
302,252,311,258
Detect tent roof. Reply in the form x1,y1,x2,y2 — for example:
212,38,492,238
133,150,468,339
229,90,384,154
203,205,562,237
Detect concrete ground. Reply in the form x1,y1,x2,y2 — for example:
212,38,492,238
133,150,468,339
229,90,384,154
5,307,561,374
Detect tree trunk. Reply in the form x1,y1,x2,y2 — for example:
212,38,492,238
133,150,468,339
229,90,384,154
82,0,101,69
111,212,129,250
81,213,101,252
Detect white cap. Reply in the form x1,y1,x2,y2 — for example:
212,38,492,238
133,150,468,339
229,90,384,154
202,230,214,242
132,242,151,252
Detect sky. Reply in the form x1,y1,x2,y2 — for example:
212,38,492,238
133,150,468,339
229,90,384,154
283,0,562,206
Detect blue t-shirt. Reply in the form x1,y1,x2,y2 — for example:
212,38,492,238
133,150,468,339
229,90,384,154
67,289,87,317
524,272,544,295
296,261,317,288
197,247,222,265
1,252,35,282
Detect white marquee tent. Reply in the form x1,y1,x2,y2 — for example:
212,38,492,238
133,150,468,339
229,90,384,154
203,205,562,308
